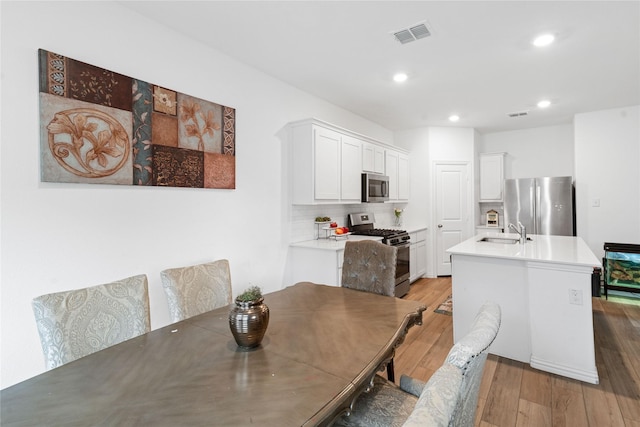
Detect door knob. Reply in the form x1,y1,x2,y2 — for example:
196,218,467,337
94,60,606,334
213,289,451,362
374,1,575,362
438,224,443,228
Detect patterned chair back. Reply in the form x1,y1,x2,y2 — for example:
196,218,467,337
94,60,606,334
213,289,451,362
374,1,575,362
341,240,397,297
160,259,232,322
334,301,501,427
445,301,501,427
32,274,151,370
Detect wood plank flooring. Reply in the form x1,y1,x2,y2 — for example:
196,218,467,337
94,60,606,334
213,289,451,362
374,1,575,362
394,277,640,427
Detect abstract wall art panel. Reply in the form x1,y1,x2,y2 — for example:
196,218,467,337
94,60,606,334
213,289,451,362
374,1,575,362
39,49,236,189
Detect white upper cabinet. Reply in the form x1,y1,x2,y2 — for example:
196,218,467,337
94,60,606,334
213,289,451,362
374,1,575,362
479,152,505,202
340,135,363,202
362,141,385,174
386,149,410,201
386,150,399,200
398,152,410,200
313,127,341,200
289,118,407,205
290,120,362,204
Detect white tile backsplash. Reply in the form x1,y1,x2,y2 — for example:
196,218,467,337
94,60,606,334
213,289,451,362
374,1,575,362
290,203,406,242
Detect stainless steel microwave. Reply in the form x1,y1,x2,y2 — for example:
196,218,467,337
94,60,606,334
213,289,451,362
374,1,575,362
362,173,389,202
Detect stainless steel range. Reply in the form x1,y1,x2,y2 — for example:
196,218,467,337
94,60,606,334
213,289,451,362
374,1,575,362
348,213,411,297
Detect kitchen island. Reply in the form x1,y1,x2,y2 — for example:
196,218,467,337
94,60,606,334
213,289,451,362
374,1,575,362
447,232,601,384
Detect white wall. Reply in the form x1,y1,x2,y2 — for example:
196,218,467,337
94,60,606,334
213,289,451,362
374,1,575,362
478,124,574,180
574,106,640,260
0,1,393,388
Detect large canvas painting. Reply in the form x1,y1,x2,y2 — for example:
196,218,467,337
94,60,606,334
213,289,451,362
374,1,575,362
38,49,236,189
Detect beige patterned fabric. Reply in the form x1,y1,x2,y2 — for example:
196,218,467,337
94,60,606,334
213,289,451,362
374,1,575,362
402,363,464,426
335,374,419,427
445,301,501,427
399,374,427,397
160,259,232,322
341,240,397,297
336,302,501,427
32,274,150,370
335,366,463,427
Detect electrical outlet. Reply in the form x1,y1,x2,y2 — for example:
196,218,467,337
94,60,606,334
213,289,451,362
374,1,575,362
569,289,583,305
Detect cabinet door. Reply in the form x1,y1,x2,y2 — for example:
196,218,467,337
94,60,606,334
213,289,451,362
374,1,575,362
479,153,504,201
385,150,399,200
341,136,362,201
314,127,341,200
363,142,385,175
362,142,375,173
386,149,409,201
398,153,409,200
373,145,385,174
337,250,345,286
416,241,427,277
410,243,417,282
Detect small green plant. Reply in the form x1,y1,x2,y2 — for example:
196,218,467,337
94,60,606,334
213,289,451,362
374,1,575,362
236,285,263,302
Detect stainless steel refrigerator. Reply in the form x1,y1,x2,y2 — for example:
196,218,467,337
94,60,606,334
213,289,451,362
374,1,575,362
503,176,575,236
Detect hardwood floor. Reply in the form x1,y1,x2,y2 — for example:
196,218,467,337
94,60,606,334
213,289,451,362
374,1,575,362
394,277,640,427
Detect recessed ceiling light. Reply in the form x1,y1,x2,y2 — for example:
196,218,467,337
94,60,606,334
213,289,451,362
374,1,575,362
533,33,555,47
393,73,408,83
449,115,460,122
537,100,551,108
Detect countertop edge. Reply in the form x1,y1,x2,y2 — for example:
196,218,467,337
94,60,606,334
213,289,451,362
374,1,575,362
447,233,602,268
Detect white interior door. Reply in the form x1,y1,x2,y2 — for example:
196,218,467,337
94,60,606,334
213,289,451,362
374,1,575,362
435,163,470,276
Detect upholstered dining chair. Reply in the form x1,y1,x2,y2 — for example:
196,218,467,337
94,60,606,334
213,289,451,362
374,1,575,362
31,274,151,371
160,259,232,323
341,239,398,380
335,301,501,427
341,240,398,297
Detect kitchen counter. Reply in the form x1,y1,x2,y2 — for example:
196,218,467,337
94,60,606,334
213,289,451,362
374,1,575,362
290,235,382,251
288,235,383,287
448,232,601,267
447,232,600,384
289,224,428,287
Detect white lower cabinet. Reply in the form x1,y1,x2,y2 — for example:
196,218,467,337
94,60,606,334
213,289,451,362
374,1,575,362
410,229,427,282
289,237,384,287
290,246,345,287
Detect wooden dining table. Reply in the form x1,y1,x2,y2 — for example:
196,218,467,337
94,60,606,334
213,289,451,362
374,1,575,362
1,282,426,426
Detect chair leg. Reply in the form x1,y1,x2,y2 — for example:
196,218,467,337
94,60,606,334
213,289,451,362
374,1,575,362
387,358,395,382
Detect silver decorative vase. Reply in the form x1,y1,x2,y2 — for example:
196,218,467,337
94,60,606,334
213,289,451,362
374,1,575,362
229,297,270,348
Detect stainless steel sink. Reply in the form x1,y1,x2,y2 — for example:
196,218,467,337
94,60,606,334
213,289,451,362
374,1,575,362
478,236,532,244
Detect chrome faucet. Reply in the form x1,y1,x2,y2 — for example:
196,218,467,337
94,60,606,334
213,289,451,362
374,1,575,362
508,222,527,244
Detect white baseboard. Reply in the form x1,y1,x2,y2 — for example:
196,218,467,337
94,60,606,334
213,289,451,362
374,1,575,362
530,356,599,384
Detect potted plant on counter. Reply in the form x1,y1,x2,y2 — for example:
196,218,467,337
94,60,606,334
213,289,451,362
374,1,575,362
228,285,270,348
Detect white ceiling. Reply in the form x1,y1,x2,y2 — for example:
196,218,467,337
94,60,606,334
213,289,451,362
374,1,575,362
120,1,640,133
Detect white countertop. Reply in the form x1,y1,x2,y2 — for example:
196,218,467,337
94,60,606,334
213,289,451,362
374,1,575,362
290,235,383,251
380,224,428,233
447,232,601,268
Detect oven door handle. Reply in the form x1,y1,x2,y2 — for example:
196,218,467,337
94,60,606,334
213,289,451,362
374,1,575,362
394,242,411,248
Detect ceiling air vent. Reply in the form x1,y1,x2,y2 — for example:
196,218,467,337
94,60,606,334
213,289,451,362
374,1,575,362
507,110,529,118
392,22,431,44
